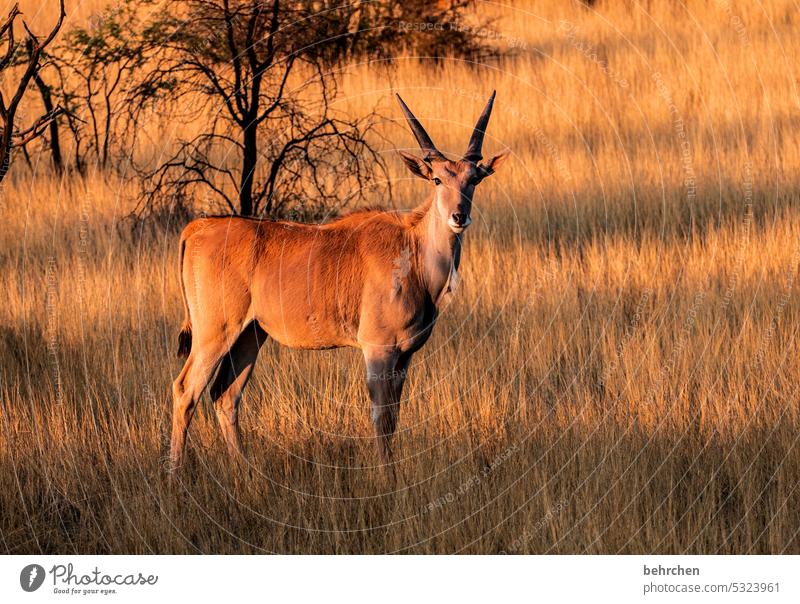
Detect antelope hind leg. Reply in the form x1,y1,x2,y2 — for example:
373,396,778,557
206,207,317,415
209,322,266,464
170,348,227,472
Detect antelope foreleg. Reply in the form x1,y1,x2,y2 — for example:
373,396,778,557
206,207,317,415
363,348,409,471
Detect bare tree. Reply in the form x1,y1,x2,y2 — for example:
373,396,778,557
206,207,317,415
0,0,66,183
134,0,389,218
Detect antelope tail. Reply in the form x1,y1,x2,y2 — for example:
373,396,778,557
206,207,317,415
176,235,192,358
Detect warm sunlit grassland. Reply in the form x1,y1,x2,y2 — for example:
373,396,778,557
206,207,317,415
1,0,799,553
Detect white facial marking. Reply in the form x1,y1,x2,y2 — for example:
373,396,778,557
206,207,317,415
449,267,460,292
438,266,460,308
447,215,471,233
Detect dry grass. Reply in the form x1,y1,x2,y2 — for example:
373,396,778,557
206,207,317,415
1,0,799,553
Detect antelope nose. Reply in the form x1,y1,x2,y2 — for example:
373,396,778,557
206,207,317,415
451,212,468,226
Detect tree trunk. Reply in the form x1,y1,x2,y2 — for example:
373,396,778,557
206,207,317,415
32,71,63,174
26,40,63,174
239,122,258,216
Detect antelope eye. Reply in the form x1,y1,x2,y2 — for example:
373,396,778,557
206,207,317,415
432,177,442,185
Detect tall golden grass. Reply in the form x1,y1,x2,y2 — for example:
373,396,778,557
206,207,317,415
1,0,798,553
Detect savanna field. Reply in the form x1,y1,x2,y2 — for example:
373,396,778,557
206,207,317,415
1,0,799,553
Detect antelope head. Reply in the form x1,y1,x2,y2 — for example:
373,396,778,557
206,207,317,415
396,91,508,234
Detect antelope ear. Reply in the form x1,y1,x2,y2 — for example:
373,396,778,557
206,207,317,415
398,150,433,180
478,151,510,178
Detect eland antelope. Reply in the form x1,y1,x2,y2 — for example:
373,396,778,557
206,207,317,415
170,91,507,471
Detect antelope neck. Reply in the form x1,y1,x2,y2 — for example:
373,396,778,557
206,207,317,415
415,196,462,306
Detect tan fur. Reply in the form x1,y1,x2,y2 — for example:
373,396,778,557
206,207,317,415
169,94,507,473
